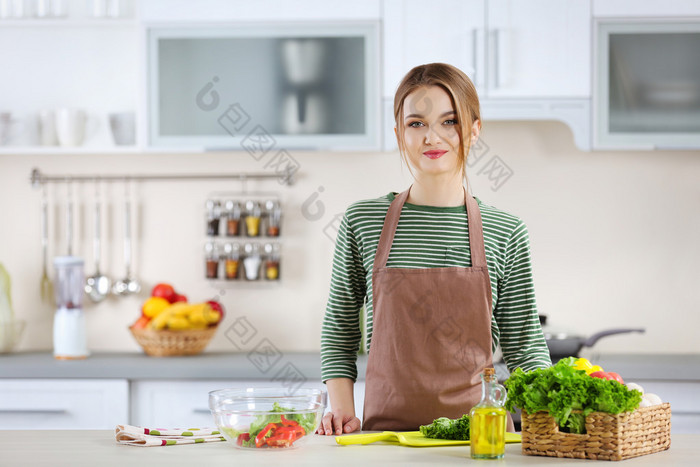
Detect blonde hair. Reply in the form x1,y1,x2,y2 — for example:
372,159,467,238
394,63,481,180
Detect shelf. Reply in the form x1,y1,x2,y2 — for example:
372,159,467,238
0,18,137,27
0,146,141,155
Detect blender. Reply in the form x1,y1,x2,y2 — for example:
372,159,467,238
53,256,88,359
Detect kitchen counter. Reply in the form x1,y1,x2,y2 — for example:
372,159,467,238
1,430,698,466
1,351,699,381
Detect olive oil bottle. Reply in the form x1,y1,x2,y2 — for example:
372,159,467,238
470,367,507,459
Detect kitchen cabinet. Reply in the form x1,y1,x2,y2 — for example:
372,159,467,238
131,379,365,427
381,0,592,151
0,379,128,429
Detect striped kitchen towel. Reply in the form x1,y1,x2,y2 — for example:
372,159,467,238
115,424,225,447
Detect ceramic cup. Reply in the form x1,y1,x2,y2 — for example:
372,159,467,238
37,109,58,146
55,108,93,147
108,111,135,145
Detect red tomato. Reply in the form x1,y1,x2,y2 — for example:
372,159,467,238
607,372,624,384
172,293,188,303
151,283,177,303
589,371,614,380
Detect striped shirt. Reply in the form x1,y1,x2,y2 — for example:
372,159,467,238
321,192,552,382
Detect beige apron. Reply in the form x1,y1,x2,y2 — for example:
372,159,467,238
362,187,513,431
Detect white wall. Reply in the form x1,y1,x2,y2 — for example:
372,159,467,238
1,120,699,355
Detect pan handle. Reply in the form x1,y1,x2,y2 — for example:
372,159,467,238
582,328,645,348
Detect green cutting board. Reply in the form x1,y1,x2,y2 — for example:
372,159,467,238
336,431,521,447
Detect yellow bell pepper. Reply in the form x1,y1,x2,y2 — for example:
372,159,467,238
573,358,593,372
588,365,603,375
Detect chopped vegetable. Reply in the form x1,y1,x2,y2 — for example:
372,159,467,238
504,357,642,435
235,403,316,449
419,414,471,440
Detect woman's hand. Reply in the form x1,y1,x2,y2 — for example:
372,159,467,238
316,409,361,435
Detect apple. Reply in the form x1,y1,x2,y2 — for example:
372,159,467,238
172,293,188,303
151,283,177,303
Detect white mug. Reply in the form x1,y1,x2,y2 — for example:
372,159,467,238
37,109,58,146
108,111,135,145
55,108,96,147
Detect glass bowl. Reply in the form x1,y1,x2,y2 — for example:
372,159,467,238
209,387,327,450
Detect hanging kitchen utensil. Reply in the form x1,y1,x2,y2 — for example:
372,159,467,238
539,315,645,360
84,181,111,303
112,179,141,296
66,178,74,256
39,183,53,304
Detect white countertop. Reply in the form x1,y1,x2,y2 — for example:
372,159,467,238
1,430,698,467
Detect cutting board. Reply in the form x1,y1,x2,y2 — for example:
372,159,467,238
335,431,521,447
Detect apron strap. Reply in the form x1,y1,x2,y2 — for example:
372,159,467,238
373,187,488,270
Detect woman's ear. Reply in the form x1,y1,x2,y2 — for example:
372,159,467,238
471,119,481,142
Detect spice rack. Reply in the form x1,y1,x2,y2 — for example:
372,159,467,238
204,192,282,283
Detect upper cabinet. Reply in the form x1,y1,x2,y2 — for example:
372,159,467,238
382,0,592,150
146,22,381,151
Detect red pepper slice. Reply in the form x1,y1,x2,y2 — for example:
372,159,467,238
254,422,278,448
236,433,250,446
266,427,297,447
280,415,300,427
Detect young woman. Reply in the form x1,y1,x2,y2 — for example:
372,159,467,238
318,63,551,435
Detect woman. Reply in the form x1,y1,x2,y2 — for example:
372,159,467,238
318,63,551,436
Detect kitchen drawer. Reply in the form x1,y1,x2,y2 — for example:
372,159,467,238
0,379,128,430
131,380,365,428
634,381,700,434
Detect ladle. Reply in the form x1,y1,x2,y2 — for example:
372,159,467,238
85,182,111,302
112,180,141,296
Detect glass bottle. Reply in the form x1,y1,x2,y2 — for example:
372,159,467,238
205,199,221,236
470,367,507,460
265,199,281,237
204,242,219,279
224,200,242,236
223,242,240,280
242,243,261,280
263,242,280,280
244,200,261,237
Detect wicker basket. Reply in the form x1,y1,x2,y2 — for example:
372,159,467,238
129,326,217,357
521,403,671,461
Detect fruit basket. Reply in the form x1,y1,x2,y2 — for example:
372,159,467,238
520,403,671,461
129,283,224,357
129,326,217,357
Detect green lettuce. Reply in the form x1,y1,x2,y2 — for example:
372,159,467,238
419,414,470,440
504,358,641,434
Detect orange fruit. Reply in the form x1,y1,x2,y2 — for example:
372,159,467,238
141,296,170,318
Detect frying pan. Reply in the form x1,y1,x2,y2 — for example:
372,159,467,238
539,315,645,359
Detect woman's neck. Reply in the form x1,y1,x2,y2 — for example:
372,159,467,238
406,175,465,207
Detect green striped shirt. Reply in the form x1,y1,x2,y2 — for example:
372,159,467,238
321,192,552,382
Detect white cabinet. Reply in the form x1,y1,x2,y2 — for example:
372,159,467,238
383,0,590,99
634,381,700,434
0,379,128,430
131,379,366,428
382,0,592,151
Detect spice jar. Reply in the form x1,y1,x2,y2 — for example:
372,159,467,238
223,242,240,280
205,199,222,236
242,243,261,281
224,200,242,237
265,199,281,237
244,200,261,237
263,242,280,281
204,242,219,279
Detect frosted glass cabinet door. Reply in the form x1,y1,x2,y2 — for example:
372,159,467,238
595,21,700,149
147,23,380,151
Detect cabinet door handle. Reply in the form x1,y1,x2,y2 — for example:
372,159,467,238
0,409,67,414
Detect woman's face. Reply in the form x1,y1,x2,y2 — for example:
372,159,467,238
399,85,463,178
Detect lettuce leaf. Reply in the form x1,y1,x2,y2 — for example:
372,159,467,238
504,358,641,434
